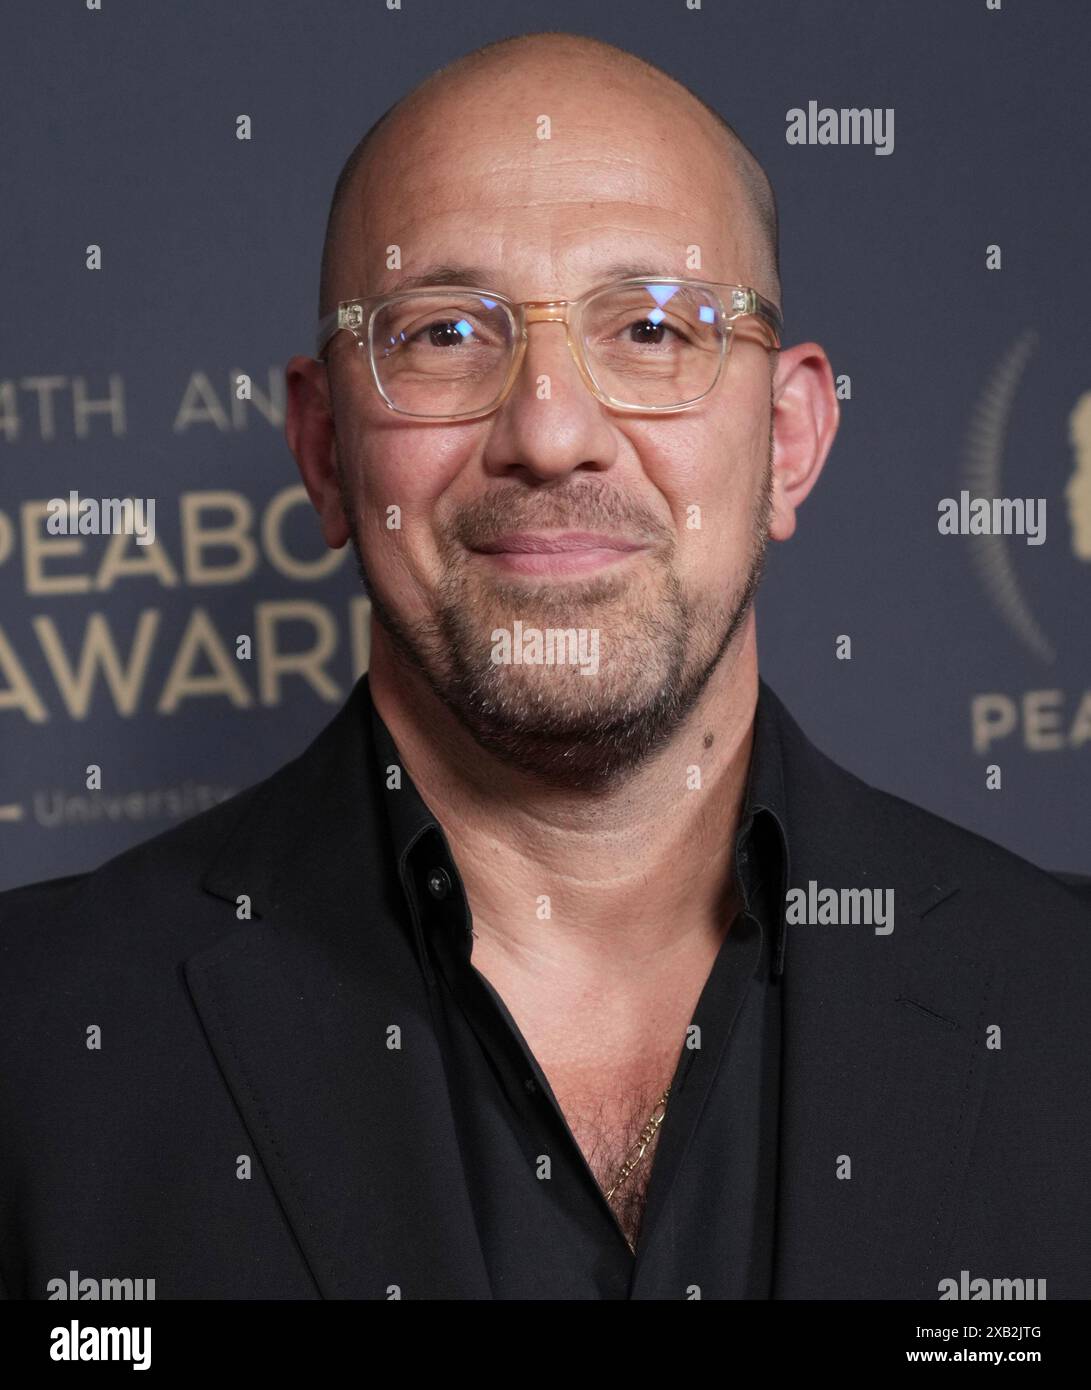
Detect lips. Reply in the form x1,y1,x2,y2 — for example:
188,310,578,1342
472,531,645,554
469,530,649,578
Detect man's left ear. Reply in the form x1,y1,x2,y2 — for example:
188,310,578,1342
767,343,840,542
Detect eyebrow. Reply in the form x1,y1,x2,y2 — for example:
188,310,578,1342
384,261,673,295
386,265,495,292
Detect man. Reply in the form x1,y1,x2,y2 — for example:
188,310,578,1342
1,32,1088,1302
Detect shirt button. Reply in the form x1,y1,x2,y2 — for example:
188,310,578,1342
426,866,452,900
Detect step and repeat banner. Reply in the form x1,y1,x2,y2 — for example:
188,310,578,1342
1,0,1087,890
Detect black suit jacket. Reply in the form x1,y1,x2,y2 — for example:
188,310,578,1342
1,676,1089,1300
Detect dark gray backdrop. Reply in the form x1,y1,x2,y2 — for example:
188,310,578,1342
1,0,1087,891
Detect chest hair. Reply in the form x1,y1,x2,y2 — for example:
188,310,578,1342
554,1076,674,1249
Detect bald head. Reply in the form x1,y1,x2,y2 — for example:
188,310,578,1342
317,32,780,327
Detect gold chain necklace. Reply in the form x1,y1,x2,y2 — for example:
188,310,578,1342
605,906,740,1215
605,1085,672,1205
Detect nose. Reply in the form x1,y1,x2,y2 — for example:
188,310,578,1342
481,317,616,484
519,316,588,402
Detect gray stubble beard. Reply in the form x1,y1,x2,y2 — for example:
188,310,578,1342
344,447,774,793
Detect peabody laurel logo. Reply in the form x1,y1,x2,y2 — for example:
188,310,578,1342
959,330,1090,758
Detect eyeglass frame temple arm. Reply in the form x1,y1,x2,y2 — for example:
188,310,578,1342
314,285,783,361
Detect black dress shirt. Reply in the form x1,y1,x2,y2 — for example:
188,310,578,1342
4,673,1090,1300
367,692,790,1299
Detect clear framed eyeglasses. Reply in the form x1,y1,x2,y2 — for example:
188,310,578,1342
314,276,783,420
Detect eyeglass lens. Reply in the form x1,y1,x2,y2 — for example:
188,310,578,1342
368,282,728,416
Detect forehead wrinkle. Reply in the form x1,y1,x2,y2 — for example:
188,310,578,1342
370,109,733,194
345,208,750,298
382,195,736,256
320,44,780,316
391,148,732,208
359,83,741,213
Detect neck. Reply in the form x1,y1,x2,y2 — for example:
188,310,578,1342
367,618,759,970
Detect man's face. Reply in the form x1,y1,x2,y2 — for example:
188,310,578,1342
323,68,777,786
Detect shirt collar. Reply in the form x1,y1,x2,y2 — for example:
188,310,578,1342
367,676,790,975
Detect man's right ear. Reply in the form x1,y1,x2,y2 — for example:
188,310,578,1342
285,355,351,549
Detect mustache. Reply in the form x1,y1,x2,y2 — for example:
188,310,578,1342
447,484,671,552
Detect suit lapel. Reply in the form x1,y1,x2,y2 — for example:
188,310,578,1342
181,675,1001,1299
766,694,1003,1297
184,679,492,1299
